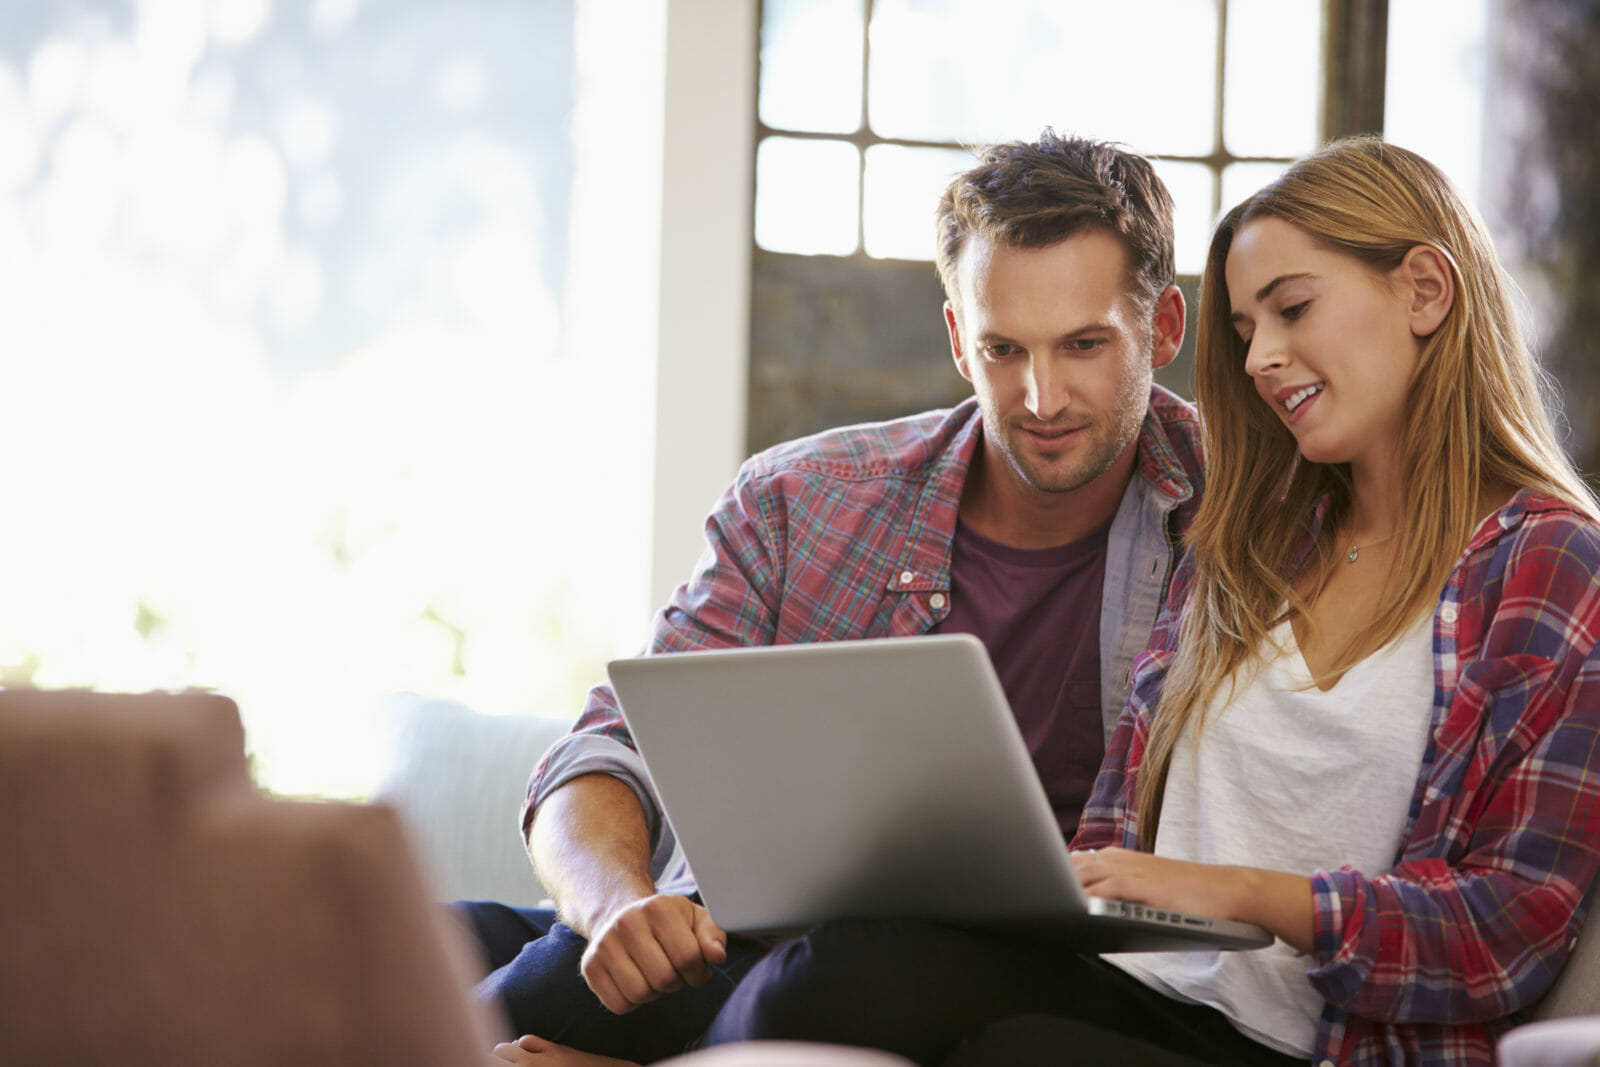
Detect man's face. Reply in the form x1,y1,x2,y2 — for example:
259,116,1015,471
946,230,1177,501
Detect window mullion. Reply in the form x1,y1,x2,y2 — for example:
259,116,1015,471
857,0,874,257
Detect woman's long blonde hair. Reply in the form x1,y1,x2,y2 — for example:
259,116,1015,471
1135,137,1598,849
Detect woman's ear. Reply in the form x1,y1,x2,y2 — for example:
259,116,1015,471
1398,244,1455,338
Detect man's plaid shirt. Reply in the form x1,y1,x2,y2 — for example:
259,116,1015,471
527,387,1205,887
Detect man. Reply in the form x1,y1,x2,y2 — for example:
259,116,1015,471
462,130,1199,1064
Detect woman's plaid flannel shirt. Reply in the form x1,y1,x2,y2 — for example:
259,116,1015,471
1074,491,1600,1066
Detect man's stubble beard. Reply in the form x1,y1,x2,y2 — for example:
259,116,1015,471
992,363,1151,497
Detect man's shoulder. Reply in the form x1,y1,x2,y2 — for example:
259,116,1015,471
748,399,981,483
1136,384,1204,498
1146,383,1199,438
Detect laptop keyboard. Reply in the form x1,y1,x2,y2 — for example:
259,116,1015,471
1104,900,1212,927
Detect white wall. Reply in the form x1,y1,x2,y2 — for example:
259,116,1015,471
649,0,757,612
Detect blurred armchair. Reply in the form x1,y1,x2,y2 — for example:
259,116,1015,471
0,688,498,1066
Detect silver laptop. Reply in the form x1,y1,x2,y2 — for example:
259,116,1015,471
607,634,1272,952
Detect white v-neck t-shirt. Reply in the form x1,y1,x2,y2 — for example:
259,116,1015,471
1107,615,1435,1056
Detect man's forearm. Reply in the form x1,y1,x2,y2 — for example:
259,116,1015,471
528,773,658,938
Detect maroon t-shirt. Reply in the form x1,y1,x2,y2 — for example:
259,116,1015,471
932,516,1109,837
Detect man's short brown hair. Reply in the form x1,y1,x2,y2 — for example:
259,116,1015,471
935,130,1176,313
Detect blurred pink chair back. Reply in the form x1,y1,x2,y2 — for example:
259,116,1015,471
0,688,498,1066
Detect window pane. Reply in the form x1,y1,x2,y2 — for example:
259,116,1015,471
760,0,864,133
867,0,1217,157
1220,160,1287,215
863,144,971,260
1385,0,1488,207
1151,160,1214,276
0,0,654,799
1224,0,1319,157
756,136,860,254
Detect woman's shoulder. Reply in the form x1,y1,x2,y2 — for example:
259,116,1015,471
1475,491,1600,608
1499,491,1600,560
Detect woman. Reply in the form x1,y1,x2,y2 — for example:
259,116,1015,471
1061,136,1600,1064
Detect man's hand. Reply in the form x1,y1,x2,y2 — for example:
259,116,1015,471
527,775,733,1012
579,892,728,1014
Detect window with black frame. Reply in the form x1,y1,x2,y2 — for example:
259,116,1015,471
745,0,1489,452
754,0,1319,274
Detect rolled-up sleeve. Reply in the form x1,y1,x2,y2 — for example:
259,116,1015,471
520,458,784,874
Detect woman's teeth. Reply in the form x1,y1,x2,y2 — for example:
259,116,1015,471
1285,383,1324,412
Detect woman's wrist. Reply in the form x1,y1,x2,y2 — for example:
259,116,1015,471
1229,866,1315,953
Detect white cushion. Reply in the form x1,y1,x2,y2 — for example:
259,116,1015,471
1498,1017,1600,1067
373,694,571,909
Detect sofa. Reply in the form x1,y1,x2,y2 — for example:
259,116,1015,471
372,694,1600,1064
373,692,573,909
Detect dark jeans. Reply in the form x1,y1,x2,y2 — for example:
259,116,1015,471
703,917,1305,1067
457,900,770,1064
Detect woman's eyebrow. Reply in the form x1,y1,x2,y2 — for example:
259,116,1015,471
1253,272,1314,305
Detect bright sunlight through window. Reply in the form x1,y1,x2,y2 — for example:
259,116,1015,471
755,0,1490,273
0,0,658,798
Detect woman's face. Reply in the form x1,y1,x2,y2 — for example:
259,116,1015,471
1224,216,1422,471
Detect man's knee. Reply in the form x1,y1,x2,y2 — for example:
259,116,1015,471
480,921,769,1062
452,900,563,977
471,919,595,1033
